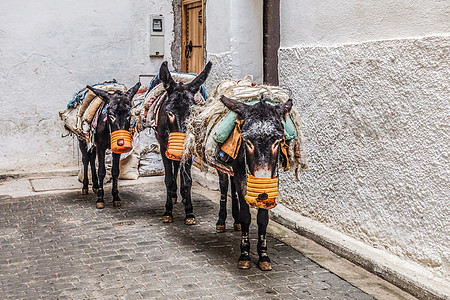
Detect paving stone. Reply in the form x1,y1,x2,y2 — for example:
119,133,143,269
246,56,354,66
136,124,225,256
0,181,374,299
211,295,237,300
138,289,166,299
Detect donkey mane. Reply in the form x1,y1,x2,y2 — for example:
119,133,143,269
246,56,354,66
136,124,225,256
240,99,285,141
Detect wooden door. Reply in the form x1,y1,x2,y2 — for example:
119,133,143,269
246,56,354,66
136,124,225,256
182,0,204,74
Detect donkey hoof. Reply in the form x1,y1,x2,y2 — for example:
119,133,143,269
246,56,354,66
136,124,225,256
238,260,252,269
81,189,88,195
96,202,105,209
233,223,242,231
162,215,173,223
172,197,178,204
185,217,196,225
92,188,99,194
113,200,122,207
257,260,272,271
216,224,226,233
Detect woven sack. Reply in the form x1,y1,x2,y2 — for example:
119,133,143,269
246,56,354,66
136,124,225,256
83,97,103,123
59,107,80,136
118,133,140,180
79,90,97,117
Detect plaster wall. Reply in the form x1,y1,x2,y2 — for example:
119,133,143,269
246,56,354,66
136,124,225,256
278,0,450,284
0,0,174,173
281,0,450,46
278,36,449,279
205,0,263,93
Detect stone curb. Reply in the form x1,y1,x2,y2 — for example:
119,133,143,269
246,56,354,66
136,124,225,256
0,168,78,182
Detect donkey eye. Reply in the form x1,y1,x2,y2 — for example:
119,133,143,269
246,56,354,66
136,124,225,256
246,140,255,151
271,140,281,151
167,111,175,118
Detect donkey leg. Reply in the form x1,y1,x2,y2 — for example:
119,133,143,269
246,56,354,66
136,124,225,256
79,141,90,195
216,171,229,232
162,155,175,223
234,176,252,269
238,202,252,269
257,208,272,271
111,152,122,207
171,161,180,204
96,148,107,209
180,161,195,225
89,148,99,194
230,175,241,231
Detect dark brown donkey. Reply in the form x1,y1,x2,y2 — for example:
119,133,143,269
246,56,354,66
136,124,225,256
219,95,293,271
154,61,212,225
79,82,141,209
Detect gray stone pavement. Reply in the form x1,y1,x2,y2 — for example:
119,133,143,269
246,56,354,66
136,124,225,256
0,176,393,299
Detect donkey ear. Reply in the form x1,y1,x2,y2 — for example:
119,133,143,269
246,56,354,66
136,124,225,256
125,82,141,101
86,85,110,103
159,61,175,92
188,61,212,93
220,95,248,118
276,99,293,120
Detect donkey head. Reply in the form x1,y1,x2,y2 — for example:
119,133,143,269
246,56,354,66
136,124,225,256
87,82,141,133
159,61,212,133
220,96,293,178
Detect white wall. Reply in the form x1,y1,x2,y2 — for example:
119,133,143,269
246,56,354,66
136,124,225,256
0,0,174,173
205,0,263,93
279,0,449,281
281,0,450,46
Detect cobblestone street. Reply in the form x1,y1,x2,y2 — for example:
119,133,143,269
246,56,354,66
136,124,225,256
1,176,377,299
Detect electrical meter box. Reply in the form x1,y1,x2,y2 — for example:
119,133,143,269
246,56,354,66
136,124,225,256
150,15,164,57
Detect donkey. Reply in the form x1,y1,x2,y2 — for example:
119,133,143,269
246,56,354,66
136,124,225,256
80,82,141,209
219,95,293,271
155,61,212,225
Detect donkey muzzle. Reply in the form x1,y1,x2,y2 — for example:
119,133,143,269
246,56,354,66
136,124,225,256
245,174,278,209
165,132,186,161
111,130,132,154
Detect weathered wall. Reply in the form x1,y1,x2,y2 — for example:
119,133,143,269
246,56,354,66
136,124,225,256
0,0,174,173
281,0,450,46
205,0,263,93
279,0,449,281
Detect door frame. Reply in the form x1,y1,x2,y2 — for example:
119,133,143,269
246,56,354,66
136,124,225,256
181,0,205,73
263,0,280,85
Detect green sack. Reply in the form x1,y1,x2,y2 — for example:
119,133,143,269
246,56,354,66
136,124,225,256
213,100,298,143
282,116,298,140
213,111,238,143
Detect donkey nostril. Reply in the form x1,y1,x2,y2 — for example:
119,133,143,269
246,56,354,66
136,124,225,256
258,193,268,201
117,139,124,146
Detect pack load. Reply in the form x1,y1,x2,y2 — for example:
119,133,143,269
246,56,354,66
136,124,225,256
59,80,128,146
142,72,207,129
60,81,150,180
184,76,308,178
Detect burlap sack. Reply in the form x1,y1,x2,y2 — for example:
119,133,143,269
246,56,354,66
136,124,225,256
79,90,97,117
83,97,103,122
59,107,80,135
118,133,140,180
